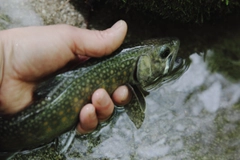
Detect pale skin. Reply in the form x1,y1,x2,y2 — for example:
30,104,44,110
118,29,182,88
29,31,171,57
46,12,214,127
0,20,131,134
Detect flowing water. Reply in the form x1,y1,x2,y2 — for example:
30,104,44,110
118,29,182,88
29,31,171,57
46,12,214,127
1,0,240,159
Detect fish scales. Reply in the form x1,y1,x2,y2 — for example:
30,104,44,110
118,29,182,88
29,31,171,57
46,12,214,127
0,46,145,151
0,38,180,152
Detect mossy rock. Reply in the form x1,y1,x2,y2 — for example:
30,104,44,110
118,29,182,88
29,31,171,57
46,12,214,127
97,0,240,23
207,31,240,81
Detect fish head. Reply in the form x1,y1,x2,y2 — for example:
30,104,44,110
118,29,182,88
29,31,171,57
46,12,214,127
135,38,182,91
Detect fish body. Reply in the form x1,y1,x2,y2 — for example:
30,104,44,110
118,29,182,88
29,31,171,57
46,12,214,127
0,38,180,152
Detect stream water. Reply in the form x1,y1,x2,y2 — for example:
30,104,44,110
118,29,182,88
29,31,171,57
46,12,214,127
1,0,240,159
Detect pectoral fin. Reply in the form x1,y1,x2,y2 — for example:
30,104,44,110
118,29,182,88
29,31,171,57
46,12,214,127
124,85,147,129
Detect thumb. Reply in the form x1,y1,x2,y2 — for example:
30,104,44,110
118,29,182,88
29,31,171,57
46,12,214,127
0,21,127,114
69,20,127,57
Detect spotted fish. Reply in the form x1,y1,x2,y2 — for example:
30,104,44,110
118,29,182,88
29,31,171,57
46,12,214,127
0,38,182,152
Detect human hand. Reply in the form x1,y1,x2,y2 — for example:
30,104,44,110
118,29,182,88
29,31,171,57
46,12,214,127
0,20,131,134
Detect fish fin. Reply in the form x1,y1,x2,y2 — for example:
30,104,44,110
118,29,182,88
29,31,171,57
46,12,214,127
56,129,76,154
124,85,146,129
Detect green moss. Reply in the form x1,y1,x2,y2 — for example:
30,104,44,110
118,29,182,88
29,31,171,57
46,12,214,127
207,31,240,81
0,13,11,30
102,0,240,23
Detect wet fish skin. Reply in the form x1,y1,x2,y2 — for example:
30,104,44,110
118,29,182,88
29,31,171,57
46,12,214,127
0,38,179,152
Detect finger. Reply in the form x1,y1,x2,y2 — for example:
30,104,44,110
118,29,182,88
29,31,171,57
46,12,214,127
76,103,98,134
2,20,127,81
70,20,127,57
112,85,132,106
92,88,114,122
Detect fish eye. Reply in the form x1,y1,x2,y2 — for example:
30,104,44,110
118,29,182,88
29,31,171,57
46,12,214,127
159,46,171,59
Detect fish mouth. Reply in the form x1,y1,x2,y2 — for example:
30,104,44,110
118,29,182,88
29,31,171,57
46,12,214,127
173,56,183,70
163,55,172,74
164,55,183,73
143,56,185,91
163,39,180,74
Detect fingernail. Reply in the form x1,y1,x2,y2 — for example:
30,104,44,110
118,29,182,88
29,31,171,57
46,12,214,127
112,20,125,30
96,91,108,107
88,106,97,120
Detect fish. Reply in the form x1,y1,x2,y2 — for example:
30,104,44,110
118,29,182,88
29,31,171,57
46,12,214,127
0,38,183,152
